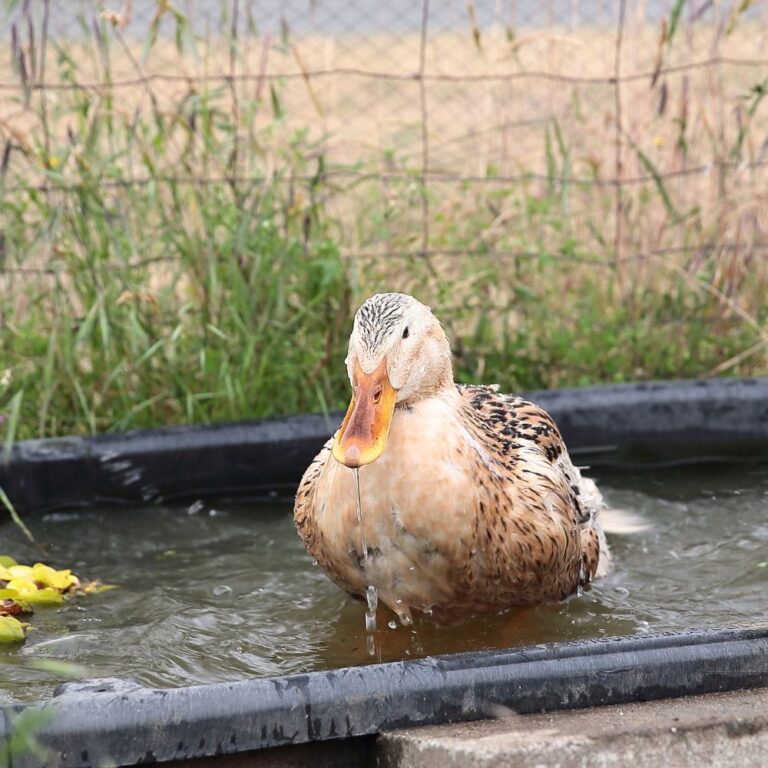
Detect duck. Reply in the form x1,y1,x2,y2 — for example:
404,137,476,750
294,292,611,626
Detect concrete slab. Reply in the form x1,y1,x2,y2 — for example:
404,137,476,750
376,688,768,768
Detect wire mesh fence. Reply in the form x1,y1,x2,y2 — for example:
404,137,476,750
1,1,767,434
0,0,768,222
2,1,768,258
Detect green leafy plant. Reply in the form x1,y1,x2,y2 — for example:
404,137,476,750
0,708,54,768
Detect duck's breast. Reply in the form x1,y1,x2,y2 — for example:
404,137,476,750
313,394,478,615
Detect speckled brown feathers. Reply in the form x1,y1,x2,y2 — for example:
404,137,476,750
453,385,604,605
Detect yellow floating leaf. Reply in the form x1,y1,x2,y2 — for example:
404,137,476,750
6,577,38,596
0,556,106,645
8,565,33,579
23,588,64,607
1,591,31,617
31,563,78,591
0,588,31,606
0,615,25,643
31,563,58,584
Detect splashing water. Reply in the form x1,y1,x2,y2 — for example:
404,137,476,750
355,468,379,654
365,586,379,657
365,585,378,632
353,468,368,559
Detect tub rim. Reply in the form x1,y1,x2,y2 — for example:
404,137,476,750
2,376,767,514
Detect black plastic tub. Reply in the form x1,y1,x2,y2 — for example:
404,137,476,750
2,377,768,767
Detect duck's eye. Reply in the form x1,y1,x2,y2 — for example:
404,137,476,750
402,326,409,339
372,386,383,404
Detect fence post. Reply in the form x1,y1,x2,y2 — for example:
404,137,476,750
613,0,627,291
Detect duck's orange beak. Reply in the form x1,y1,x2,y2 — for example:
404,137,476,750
332,358,396,468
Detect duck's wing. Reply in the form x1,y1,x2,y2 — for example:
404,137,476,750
457,384,609,583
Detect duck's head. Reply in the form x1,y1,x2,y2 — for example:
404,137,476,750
332,293,453,469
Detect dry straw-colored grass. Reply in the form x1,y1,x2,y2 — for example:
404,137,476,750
0,3,766,439
3,12,767,259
